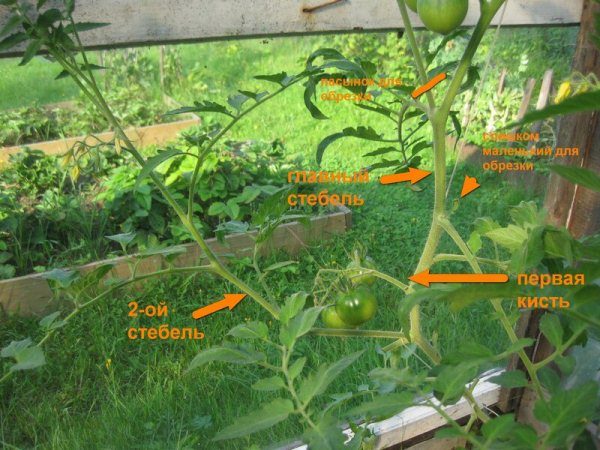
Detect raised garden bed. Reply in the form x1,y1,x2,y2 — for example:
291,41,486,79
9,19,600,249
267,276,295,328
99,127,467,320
0,206,352,316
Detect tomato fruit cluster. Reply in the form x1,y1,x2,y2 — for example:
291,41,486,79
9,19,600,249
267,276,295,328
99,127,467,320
321,251,379,329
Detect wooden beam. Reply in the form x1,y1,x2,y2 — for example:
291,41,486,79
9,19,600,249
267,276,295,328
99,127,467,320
0,0,584,57
0,207,351,316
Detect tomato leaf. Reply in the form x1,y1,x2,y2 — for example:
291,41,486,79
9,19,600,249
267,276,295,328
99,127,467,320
212,398,294,441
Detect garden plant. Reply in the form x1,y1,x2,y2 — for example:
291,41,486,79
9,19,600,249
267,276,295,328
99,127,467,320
0,0,599,448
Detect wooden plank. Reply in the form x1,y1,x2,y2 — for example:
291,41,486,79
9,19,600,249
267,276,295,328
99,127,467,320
0,0,584,57
282,369,503,450
0,207,351,316
0,118,200,165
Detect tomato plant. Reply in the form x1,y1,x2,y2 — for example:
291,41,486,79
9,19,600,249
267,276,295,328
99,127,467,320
1,0,599,448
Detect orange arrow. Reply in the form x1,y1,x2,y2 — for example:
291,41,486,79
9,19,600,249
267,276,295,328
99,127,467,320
412,72,448,99
410,269,509,288
380,168,432,185
192,294,247,320
461,175,480,198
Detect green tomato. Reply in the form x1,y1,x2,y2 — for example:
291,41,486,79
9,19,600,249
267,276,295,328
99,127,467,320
346,256,377,286
335,287,378,326
417,0,468,35
321,306,352,329
406,0,418,12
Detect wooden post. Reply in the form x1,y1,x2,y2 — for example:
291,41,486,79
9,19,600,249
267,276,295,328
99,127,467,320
497,67,508,96
509,0,600,429
543,0,600,238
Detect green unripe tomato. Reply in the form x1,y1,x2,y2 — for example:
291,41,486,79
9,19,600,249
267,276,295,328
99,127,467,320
346,256,377,286
417,0,468,35
335,286,378,327
406,0,418,12
321,306,352,329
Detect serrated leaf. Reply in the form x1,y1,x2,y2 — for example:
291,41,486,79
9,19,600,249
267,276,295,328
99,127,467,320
363,146,397,157
433,363,478,405
255,71,290,86
534,382,598,447
0,15,21,39
227,321,268,340
289,357,306,380
298,351,363,404
135,149,182,188
316,126,388,165
306,48,346,68
481,414,518,443
347,392,413,420
489,370,529,388
41,268,79,288
485,225,528,251
279,307,322,347
187,346,264,372
164,101,233,117
279,292,309,325
251,375,286,391
539,313,564,348
212,398,293,441
227,93,250,112
0,32,27,51
504,338,535,354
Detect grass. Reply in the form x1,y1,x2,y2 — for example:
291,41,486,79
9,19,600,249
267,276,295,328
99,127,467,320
0,162,536,449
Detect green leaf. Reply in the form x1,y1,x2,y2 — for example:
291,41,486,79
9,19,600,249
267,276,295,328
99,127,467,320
105,232,136,247
39,311,65,331
135,149,182,188
509,225,545,273
316,126,389,165
227,321,268,340
306,48,346,68
363,146,397,157
0,15,21,38
298,351,363,404
36,8,63,26
279,307,322,347
1,338,33,358
539,313,564,348
0,32,27,51
227,93,250,112
251,376,286,391
485,225,528,251
186,346,265,372
255,71,293,87
549,165,600,193
164,101,233,117
212,398,294,441
9,346,45,371
504,338,535,355
42,268,79,288
489,370,529,388
63,22,110,33
347,392,413,420
289,357,306,380
443,342,494,366
18,39,42,66
534,382,598,447
509,201,546,229
279,292,309,325
544,227,574,262
433,363,478,405
303,76,328,121
238,90,269,102
508,90,600,128
225,199,240,220
481,414,518,443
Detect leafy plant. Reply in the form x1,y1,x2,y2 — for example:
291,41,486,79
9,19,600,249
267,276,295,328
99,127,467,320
1,1,598,449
